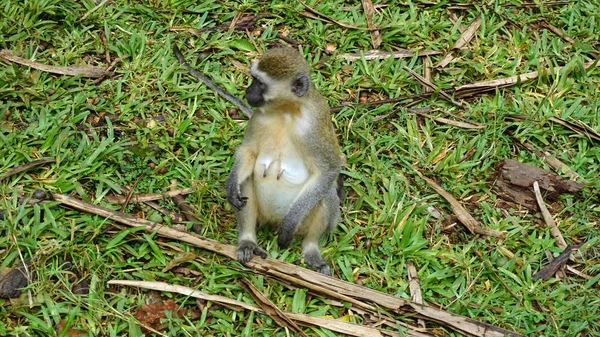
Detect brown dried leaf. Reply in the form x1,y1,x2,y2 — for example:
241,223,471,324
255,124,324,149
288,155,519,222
133,299,182,333
55,320,87,337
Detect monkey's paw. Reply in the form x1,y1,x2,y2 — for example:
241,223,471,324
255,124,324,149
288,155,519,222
277,229,294,249
237,240,267,264
228,193,248,211
304,251,331,276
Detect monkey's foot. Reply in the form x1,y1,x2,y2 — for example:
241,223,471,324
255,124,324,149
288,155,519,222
237,240,267,264
304,250,331,276
228,193,248,211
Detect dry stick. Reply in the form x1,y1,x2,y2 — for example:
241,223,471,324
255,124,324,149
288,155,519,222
331,92,432,113
403,66,463,107
240,278,308,337
422,57,433,93
297,0,386,31
436,15,482,68
0,50,112,78
532,181,568,249
411,110,484,130
415,171,507,238
0,158,54,181
362,0,382,49
548,117,600,143
172,45,254,118
339,49,441,61
105,188,194,204
121,174,144,212
406,262,426,329
108,280,384,337
454,59,599,98
53,193,522,337
445,1,569,9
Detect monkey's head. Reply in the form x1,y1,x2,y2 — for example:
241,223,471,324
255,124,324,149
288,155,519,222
246,47,312,108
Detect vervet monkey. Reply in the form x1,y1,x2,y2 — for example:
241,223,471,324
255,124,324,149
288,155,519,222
226,47,342,275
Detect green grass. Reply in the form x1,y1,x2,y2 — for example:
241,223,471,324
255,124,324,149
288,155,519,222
1,0,600,336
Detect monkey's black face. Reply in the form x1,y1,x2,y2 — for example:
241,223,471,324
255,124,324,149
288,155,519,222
246,77,266,107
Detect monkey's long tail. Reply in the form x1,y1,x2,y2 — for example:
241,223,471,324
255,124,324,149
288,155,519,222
173,45,254,118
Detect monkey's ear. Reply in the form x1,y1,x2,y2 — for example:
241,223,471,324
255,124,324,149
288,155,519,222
291,75,309,97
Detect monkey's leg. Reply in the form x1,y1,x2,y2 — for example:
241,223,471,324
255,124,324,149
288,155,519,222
237,181,267,264
300,202,332,276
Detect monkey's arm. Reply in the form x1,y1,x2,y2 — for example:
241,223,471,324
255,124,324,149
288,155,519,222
277,160,340,248
226,146,257,210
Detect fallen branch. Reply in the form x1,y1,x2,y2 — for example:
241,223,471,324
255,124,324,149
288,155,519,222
415,171,507,238
0,50,113,78
108,280,385,337
53,193,522,337
532,181,568,249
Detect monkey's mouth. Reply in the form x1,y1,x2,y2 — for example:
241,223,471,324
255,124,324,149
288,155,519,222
246,95,265,107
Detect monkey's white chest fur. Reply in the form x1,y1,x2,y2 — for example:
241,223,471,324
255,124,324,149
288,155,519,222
253,150,309,222
251,112,311,223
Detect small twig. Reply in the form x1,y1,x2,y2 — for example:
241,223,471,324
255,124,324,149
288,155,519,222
121,174,145,212
412,110,484,129
422,57,433,93
548,117,600,143
297,0,386,31
445,1,569,9
331,92,431,113
362,0,382,49
532,181,568,249
339,49,440,61
172,45,253,118
403,66,463,107
415,171,506,238
0,50,112,78
105,188,194,204
0,158,54,181
80,0,111,21
406,262,425,329
436,15,482,68
240,278,309,337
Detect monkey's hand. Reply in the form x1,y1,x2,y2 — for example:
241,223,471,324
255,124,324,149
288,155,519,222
237,240,267,264
227,191,248,211
277,221,296,249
